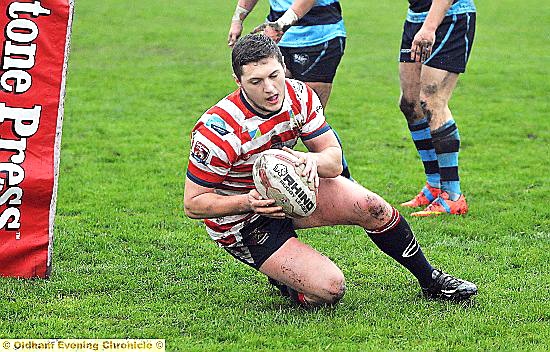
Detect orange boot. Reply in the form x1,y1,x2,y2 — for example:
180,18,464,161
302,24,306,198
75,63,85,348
401,183,441,208
411,192,468,217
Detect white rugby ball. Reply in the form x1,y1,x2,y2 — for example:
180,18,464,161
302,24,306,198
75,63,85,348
252,149,317,218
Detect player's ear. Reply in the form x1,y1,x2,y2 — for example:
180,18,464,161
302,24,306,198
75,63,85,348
232,73,241,87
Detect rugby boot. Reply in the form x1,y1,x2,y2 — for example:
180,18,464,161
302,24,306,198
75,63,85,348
268,277,289,297
268,277,311,307
286,287,309,307
401,183,441,208
411,191,468,216
422,269,478,301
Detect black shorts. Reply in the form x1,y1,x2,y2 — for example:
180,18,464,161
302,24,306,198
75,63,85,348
399,13,476,73
224,217,297,270
280,36,346,83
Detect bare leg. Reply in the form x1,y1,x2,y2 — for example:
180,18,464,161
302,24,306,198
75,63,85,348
419,66,459,130
293,177,393,230
259,237,345,306
399,62,424,123
305,81,333,109
285,69,333,109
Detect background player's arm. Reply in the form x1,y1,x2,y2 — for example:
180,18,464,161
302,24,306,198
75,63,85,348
411,0,453,62
288,0,317,19
228,0,261,47
252,0,317,43
184,178,284,219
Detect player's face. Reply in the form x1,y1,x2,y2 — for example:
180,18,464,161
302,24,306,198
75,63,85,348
237,57,286,114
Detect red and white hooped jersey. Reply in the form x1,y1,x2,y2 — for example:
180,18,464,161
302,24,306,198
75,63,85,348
186,78,331,246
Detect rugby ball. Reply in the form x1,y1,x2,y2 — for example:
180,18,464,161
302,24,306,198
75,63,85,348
252,149,317,218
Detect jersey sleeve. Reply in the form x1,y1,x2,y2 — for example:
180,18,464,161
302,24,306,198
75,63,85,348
299,84,331,141
186,118,240,188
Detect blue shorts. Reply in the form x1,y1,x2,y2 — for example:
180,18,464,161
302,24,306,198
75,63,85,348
224,217,297,270
399,13,476,73
280,36,345,83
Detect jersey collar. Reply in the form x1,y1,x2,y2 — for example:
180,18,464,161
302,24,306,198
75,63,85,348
239,90,287,120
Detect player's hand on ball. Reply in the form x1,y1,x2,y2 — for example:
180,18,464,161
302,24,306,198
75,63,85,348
228,21,243,48
247,189,286,219
251,22,284,43
282,147,319,189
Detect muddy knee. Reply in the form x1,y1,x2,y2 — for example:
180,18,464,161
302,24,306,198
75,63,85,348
399,96,422,124
319,273,346,305
421,96,448,127
292,272,345,307
419,99,432,122
352,193,393,227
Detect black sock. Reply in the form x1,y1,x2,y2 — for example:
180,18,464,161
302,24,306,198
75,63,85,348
366,208,434,287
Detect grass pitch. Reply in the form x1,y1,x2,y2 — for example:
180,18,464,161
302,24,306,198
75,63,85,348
0,0,548,350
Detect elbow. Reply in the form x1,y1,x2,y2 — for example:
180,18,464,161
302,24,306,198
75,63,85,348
319,146,343,178
325,162,343,178
183,202,202,219
329,150,343,177
319,162,342,179
333,162,343,177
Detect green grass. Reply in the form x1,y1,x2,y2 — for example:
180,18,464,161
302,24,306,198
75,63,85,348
1,0,549,350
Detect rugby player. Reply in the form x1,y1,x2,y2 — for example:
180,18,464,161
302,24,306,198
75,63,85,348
398,0,476,216
227,0,353,179
184,34,477,307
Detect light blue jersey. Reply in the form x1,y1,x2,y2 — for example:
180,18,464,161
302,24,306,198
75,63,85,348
267,0,346,47
407,0,476,23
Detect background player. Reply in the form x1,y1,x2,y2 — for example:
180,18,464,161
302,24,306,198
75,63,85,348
227,0,353,179
184,34,477,307
398,0,476,216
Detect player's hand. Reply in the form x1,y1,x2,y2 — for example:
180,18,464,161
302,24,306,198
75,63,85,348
251,22,285,43
247,189,285,219
410,28,436,63
228,21,244,48
282,147,319,189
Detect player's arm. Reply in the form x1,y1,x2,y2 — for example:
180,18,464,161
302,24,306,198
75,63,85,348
228,0,261,47
301,131,342,178
252,0,316,43
184,178,284,219
411,0,453,62
283,131,343,188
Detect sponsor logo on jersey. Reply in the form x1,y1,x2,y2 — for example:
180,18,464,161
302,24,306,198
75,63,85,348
205,115,230,136
249,128,262,139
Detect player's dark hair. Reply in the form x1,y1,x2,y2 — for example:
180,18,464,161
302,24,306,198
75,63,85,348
231,33,284,79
